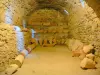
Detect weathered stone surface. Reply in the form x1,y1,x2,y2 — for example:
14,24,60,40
86,53,95,60
27,9,68,45
1,0,100,55
0,23,18,72
66,0,100,56
23,30,31,47
72,40,84,51
65,39,84,52
0,0,37,25
80,58,96,69
79,53,86,60
5,64,19,75
83,44,94,54
72,50,81,57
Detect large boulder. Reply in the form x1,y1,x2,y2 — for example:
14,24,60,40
86,53,95,60
72,40,84,51
83,44,94,54
65,39,75,50
65,39,83,51
72,50,83,57
79,52,86,60
80,58,96,69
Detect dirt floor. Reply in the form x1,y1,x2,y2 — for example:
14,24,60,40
3,46,100,75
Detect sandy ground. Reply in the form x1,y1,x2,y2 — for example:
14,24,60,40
2,46,100,75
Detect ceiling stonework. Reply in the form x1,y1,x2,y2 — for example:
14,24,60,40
27,0,68,16
0,0,37,25
0,0,68,25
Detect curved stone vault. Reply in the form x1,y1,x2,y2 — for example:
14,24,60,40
0,0,100,72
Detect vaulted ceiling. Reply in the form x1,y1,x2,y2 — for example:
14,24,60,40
0,0,100,26
0,0,68,25
27,0,68,16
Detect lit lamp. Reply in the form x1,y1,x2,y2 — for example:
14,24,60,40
23,19,26,28
63,8,69,15
22,19,29,32
31,29,36,38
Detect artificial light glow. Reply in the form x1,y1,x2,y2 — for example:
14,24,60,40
64,10,69,15
80,0,85,8
5,6,13,24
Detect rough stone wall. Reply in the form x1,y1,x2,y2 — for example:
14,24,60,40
0,23,18,72
27,9,68,45
0,0,37,26
23,31,32,47
66,0,100,54
86,0,100,19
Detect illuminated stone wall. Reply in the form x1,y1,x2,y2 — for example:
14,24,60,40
0,23,18,72
66,0,100,55
28,9,68,45
0,0,37,26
